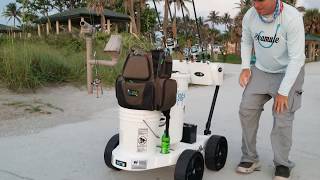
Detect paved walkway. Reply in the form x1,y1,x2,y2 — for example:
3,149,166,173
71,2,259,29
0,62,319,180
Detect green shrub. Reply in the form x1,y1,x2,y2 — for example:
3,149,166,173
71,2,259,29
217,54,241,64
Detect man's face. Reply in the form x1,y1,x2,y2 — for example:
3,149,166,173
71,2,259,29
252,0,277,15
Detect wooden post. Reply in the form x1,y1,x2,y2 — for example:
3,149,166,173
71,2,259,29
129,21,133,34
311,42,315,61
308,42,313,61
38,24,41,37
86,35,122,94
80,17,84,34
56,21,60,35
126,23,129,32
46,22,50,35
107,19,111,34
68,18,72,32
19,32,22,38
115,23,118,33
86,36,93,94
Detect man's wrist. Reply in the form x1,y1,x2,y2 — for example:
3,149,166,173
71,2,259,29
277,90,288,97
241,65,251,70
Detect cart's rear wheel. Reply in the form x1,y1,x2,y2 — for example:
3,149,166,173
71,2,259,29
205,135,228,171
104,134,121,171
174,149,204,180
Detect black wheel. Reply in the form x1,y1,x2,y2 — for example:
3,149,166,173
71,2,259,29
205,135,228,171
174,149,204,180
104,134,121,171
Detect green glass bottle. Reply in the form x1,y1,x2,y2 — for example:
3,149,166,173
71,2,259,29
160,132,170,154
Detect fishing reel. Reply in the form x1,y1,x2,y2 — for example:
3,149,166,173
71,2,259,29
154,30,164,50
153,31,172,57
183,47,191,61
189,44,211,63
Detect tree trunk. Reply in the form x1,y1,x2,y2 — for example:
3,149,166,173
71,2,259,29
311,43,315,61
236,41,241,56
129,0,138,34
101,15,106,32
163,0,169,38
124,1,128,14
308,42,313,61
70,0,75,9
140,0,146,10
235,42,238,55
172,3,177,38
136,2,141,34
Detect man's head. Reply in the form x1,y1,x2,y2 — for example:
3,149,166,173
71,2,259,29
252,0,277,16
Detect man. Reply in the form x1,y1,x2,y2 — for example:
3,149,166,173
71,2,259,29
237,0,305,180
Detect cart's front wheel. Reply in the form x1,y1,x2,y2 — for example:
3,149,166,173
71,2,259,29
174,149,204,180
104,134,121,171
205,135,228,171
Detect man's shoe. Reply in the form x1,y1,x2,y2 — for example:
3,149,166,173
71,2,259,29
236,161,261,174
273,165,291,180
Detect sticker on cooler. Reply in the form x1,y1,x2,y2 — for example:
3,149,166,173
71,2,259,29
115,160,127,167
137,128,148,152
176,91,186,106
131,160,147,169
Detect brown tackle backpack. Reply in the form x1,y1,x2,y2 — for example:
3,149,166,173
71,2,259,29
115,49,177,111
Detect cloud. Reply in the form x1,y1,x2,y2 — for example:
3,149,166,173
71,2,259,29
301,0,320,9
295,0,320,8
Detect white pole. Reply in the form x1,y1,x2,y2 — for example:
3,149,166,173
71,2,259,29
56,21,60,35
38,24,41,37
86,36,93,94
107,19,111,34
68,18,72,32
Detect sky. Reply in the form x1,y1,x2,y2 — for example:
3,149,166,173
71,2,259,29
0,0,319,26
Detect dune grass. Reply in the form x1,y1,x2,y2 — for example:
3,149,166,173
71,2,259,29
0,33,153,92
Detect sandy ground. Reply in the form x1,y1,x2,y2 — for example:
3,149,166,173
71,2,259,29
0,62,319,180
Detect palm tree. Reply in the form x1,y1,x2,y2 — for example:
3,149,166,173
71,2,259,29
161,0,169,38
168,0,191,38
235,0,251,10
2,3,22,27
221,13,232,32
133,0,160,35
304,9,320,35
221,30,231,53
205,10,220,29
303,9,320,61
87,0,112,32
128,0,138,34
230,3,250,55
285,0,297,6
208,28,220,44
136,0,148,34
110,0,138,34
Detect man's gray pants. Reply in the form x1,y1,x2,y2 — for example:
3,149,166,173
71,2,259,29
239,66,305,168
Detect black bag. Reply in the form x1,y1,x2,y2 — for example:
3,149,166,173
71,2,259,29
115,51,177,111
151,49,173,79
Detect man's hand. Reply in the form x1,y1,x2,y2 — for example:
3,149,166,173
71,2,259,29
239,69,251,88
274,94,289,114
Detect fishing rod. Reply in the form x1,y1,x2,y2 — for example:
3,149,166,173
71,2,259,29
191,0,203,50
152,0,162,26
168,0,173,22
